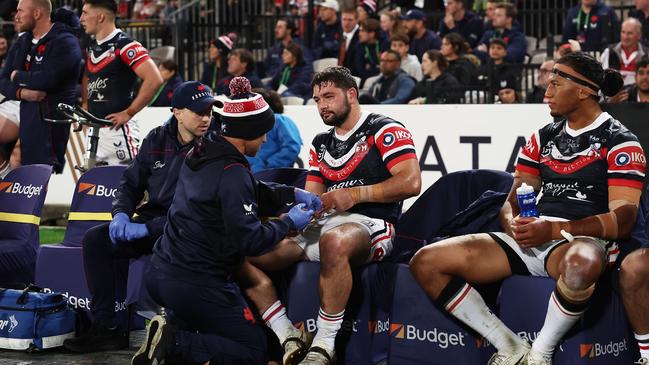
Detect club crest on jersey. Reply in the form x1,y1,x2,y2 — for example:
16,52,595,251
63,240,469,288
383,132,395,147
615,152,631,166
126,49,136,59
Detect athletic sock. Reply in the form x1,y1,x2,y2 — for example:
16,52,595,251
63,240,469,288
435,277,525,353
635,332,649,359
262,300,296,344
311,307,344,354
532,287,588,356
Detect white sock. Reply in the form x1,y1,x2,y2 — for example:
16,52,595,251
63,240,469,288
532,290,585,356
311,307,344,354
262,300,295,344
635,332,649,359
446,283,525,353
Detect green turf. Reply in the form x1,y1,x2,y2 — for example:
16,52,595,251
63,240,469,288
39,226,66,245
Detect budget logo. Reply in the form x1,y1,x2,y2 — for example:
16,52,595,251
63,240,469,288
580,339,627,359
390,324,467,348
78,183,117,198
390,323,404,339
1,181,43,198
368,320,390,334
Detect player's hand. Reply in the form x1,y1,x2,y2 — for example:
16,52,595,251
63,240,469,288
510,216,552,248
321,188,356,212
21,89,46,102
106,110,132,129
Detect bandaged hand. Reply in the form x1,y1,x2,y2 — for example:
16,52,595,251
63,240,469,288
321,188,356,212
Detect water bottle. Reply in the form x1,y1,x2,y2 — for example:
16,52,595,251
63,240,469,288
516,183,539,217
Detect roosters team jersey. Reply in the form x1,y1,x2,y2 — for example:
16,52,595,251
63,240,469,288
517,112,646,220
86,29,150,119
307,112,417,223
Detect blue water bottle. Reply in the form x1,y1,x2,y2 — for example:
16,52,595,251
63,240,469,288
516,183,539,217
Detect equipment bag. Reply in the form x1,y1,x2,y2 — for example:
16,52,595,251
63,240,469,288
0,285,76,351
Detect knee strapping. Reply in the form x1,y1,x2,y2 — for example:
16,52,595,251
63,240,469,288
556,275,595,303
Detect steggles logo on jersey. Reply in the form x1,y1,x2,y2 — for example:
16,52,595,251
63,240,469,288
78,183,117,198
0,181,43,198
88,77,108,99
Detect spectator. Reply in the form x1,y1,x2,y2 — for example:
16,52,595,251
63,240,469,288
356,0,376,22
409,49,461,104
380,9,404,40
159,0,179,23
609,56,649,103
132,0,160,19
402,9,441,61
150,60,183,107
353,18,385,82
629,0,649,46
62,81,216,354
246,88,302,172
483,0,522,32
439,0,484,49
600,18,646,86
526,58,555,103
263,18,312,79
476,2,527,63
562,0,620,52
0,35,8,67
495,75,520,103
200,34,234,90
216,48,264,96
269,42,314,101
80,0,164,166
312,0,341,59
362,50,416,104
339,8,360,72
0,0,17,21
2,2,81,173
391,32,423,81
475,38,521,93
441,33,476,85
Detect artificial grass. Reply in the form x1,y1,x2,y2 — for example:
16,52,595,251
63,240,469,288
39,226,66,245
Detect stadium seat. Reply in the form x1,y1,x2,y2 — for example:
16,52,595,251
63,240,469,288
538,34,563,50
361,74,381,93
526,36,538,56
284,261,397,365
352,76,361,88
0,164,52,285
281,96,305,105
498,275,636,364
387,263,492,364
35,166,134,328
391,169,513,262
531,51,548,65
305,98,316,105
148,46,175,64
261,76,273,87
313,57,338,73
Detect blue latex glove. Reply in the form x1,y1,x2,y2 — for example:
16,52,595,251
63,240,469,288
109,212,130,244
286,203,315,231
295,188,322,212
124,221,149,242
109,212,149,244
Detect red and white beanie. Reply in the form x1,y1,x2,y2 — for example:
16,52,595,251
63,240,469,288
215,77,275,140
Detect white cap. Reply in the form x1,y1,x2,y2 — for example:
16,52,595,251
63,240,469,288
318,0,339,12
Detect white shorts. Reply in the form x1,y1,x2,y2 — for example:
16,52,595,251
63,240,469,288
0,100,20,126
95,119,141,165
290,212,394,262
490,232,618,277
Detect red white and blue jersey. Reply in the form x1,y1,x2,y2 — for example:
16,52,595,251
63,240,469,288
517,112,646,220
86,29,150,119
307,112,417,223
